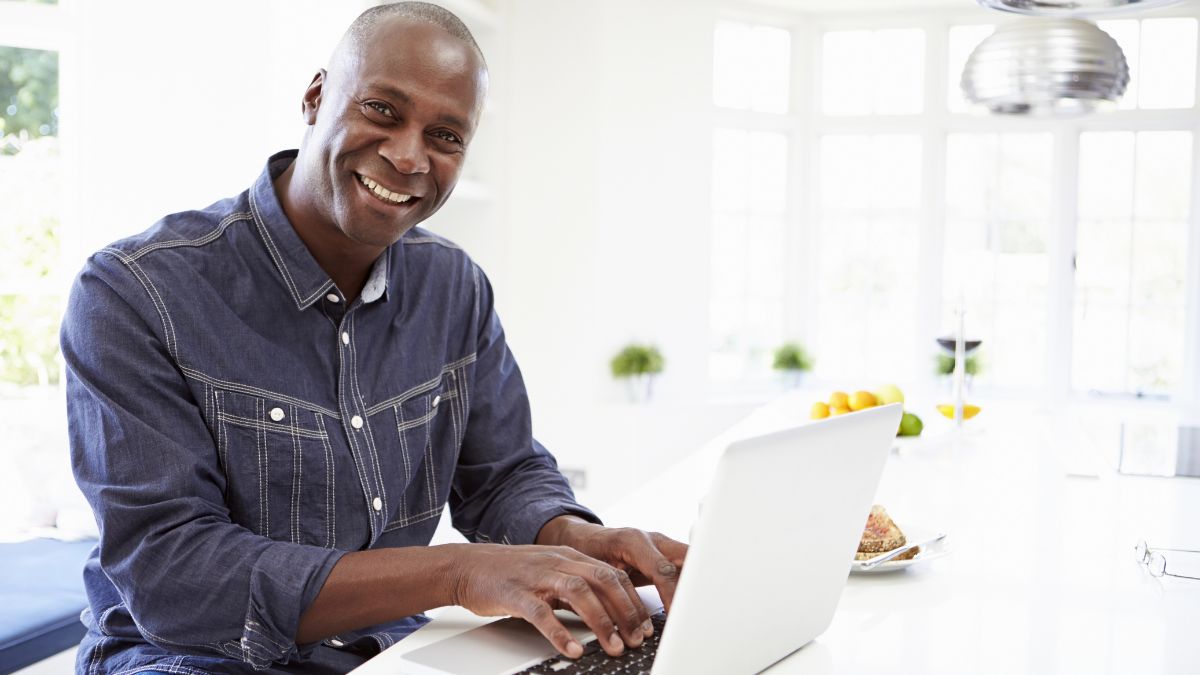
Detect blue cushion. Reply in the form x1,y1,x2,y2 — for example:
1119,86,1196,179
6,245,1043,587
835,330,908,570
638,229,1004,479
0,538,96,674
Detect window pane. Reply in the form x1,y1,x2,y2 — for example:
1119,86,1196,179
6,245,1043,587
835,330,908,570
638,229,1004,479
948,25,994,113
1073,131,1192,396
713,20,790,114
874,29,925,115
710,130,789,380
815,134,921,381
0,45,61,390
1138,18,1197,109
823,29,925,116
944,133,1052,388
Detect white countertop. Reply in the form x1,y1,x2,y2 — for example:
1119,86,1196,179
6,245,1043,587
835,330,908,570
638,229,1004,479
354,394,1200,674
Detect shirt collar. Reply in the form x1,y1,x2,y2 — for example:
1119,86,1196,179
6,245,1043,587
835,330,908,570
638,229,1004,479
248,150,392,309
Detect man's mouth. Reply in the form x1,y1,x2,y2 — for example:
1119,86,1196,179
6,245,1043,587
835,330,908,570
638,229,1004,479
356,173,415,206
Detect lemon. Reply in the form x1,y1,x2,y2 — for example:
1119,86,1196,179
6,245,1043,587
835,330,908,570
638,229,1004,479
811,402,830,419
829,391,849,409
830,404,852,416
937,403,981,420
848,390,877,411
874,384,904,406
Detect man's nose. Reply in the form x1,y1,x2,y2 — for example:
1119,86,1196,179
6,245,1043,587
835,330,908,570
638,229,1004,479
381,128,430,175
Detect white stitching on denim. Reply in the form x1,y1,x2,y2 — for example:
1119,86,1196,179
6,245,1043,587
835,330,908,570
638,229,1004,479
290,403,301,545
315,412,335,548
336,318,376,541
394,406,438,432
401,235,462,250
364,354,477,416
256,398,267,537
394,405,411,525
182,367,340,418
347,315,388,515
125,255,179,359
216,412,330,439
472,263,481,334
101,248,179,360
249,188,335,309
86,633,102,675
383,505,442,531
249,186,302,306
126,211,253,261
214,390,228,484
422,396,437,509
244,619,292,651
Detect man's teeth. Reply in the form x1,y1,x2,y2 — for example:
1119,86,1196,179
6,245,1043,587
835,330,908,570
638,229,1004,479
358,174,412,204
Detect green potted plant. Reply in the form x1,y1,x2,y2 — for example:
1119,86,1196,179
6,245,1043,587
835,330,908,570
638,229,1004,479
610,343,664,403
772,342,813,388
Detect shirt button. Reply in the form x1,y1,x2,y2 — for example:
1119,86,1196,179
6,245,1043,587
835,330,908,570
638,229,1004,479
329,638,344,647
350,415,364,429
372,497,382,511
326,293,341,304
341,332,350,345
269,407,285,422
432,394,441,408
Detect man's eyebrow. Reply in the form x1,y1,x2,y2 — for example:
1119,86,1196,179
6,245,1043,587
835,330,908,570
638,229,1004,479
365,84,473,133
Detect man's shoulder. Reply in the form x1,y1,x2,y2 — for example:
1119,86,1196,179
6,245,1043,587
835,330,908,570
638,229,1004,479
399,227,479,271
96,191,252,266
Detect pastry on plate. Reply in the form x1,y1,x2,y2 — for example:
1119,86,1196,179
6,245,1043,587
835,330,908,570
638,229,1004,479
855,504,918,562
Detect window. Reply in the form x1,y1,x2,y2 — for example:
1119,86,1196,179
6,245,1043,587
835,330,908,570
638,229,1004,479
822,29,925,116
814,134,922,381
1074,131,1192,396
709,10,1200,402
944,133,1053,388
709,19,792,382
0,44,62,392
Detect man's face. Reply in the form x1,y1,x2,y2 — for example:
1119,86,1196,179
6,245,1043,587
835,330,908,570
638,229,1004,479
299,18,487,249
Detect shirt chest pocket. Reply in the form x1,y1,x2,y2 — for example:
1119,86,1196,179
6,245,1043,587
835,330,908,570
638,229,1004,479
212,389,337,548
377,373,466,533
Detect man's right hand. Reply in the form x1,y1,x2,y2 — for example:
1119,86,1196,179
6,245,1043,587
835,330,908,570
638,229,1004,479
447,543,655,659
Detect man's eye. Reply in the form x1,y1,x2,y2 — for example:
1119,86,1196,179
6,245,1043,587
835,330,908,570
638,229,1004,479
364,101,394,118
432,130,463,145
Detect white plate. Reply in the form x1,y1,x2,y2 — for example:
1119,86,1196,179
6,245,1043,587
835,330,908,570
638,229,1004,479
850,528,950,574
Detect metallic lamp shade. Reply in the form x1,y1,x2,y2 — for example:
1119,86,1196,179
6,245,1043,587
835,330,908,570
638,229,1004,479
961,18,1130,115
975,0,1182,17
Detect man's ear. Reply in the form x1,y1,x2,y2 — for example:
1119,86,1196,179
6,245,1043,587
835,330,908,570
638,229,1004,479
301,69,327,125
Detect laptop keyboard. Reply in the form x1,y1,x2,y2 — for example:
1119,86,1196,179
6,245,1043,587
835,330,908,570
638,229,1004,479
514,612,667,675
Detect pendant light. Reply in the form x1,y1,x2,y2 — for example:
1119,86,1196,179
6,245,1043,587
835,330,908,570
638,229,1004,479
960,18,1130,115
975,0,1181,17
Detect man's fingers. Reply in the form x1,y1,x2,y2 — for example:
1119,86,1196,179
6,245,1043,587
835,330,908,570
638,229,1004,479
553,573,625,657
588,565,649,646
521,599,583,659
623,532,682,613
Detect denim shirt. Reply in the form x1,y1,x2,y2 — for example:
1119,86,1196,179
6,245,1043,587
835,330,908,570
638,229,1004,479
62,151,598,674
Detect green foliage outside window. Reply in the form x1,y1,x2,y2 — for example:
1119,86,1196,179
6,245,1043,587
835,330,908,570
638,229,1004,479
1,45,62,389
0,45,59,152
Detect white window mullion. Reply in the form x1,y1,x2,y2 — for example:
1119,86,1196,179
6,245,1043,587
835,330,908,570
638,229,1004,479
1183,94,1200,408
1048,128,1080,406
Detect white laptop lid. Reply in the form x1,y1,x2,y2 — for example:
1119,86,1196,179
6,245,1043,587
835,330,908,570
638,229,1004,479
652,403,901,674
397,403,901,675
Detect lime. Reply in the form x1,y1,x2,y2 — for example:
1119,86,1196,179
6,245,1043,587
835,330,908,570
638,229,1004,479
898,412,923,436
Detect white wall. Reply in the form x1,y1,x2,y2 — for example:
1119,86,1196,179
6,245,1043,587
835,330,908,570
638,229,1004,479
65,0,367,267
498,0,719,411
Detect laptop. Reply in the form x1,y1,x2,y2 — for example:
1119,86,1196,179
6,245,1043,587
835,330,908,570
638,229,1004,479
398,403,902,675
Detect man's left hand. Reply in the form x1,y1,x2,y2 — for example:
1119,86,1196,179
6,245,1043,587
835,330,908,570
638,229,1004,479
536,516,689,612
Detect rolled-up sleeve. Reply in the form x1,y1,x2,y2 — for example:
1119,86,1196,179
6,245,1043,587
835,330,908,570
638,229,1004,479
62,253,344,669
448,264,600,545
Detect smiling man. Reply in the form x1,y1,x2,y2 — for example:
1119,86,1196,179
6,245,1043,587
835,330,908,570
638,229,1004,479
61,3,685,673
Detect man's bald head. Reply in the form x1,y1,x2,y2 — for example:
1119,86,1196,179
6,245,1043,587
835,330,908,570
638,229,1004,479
338,2,486,70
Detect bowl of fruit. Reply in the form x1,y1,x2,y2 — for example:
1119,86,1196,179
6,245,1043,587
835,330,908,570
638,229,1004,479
810,384,924,439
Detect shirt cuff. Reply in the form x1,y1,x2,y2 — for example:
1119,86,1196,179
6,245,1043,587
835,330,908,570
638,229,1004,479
508,500,603,546
238,542,345,669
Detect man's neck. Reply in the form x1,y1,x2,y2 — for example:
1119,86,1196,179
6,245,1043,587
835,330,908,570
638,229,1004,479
273,161,382,304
